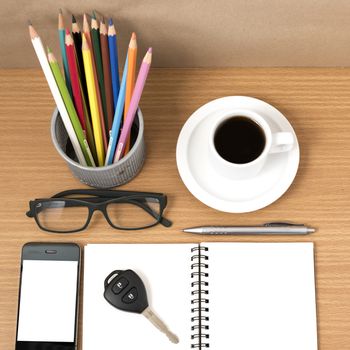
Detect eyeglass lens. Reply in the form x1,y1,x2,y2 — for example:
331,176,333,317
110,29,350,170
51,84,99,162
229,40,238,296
106,197,161,229
35,200,89,232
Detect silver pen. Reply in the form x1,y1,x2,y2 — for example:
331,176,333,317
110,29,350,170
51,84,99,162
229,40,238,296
183,222,316,235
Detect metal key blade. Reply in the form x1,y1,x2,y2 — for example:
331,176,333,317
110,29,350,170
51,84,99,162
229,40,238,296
142,307,179,344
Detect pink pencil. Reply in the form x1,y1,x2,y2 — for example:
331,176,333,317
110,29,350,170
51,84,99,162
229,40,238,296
114,48,152,162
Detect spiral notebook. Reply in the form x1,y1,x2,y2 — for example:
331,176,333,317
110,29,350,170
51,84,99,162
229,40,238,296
83,243,318,350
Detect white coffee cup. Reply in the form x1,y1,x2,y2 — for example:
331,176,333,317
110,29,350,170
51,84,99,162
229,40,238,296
208,109,294,180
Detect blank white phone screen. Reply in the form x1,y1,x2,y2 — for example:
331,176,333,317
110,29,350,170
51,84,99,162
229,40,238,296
17,260,78,342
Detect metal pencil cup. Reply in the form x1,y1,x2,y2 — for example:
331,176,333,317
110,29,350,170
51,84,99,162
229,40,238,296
51,108,146,188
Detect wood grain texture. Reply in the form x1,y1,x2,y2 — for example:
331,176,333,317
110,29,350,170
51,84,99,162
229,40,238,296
3,1,350,68
0,68,350,349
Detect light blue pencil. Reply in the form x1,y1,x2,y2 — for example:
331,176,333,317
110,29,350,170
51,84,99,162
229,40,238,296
105,54,129,165
58,9,72,95
108,18,120,110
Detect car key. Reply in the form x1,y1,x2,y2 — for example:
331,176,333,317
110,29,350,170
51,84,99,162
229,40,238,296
104,269,179,344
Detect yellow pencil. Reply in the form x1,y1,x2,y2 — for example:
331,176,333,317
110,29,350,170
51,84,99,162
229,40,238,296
82,33,105,166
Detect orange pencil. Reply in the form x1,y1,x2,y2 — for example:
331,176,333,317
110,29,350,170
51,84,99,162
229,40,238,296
123,32,137,154
83,13,107,151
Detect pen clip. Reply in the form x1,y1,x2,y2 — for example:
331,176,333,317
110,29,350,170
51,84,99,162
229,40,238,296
264,222,305,227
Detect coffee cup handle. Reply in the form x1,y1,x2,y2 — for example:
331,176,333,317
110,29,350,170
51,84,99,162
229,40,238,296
270,132,294,153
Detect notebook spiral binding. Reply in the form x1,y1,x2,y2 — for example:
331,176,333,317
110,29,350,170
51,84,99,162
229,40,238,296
191,245,209,349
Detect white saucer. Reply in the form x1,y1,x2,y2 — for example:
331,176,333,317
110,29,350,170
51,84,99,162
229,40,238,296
176,96,300,213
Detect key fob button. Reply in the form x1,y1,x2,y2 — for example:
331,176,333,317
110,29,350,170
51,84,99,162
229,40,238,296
112,277,129,294
122,287,138,304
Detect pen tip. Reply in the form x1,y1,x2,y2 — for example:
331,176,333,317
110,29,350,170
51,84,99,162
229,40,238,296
183,228,200,234
308,228,316,233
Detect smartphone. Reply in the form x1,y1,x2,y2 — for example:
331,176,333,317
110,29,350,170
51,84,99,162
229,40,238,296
15,243,81,350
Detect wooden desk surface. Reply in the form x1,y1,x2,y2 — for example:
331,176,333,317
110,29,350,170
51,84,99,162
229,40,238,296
0,68,349,349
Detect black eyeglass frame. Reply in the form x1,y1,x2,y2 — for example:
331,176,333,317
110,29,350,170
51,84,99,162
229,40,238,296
26,189,172,233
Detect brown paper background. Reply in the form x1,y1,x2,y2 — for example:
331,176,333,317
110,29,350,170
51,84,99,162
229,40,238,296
2,0,350,67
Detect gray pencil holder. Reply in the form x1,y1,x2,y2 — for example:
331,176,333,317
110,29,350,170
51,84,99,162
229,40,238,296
51,108,146,188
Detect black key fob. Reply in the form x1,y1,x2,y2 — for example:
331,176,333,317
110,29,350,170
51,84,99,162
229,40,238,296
104,269,149,313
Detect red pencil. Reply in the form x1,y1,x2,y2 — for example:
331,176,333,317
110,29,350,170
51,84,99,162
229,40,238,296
65,29,86,130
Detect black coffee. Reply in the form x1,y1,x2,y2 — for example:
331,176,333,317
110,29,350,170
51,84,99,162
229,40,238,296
214,116,266,164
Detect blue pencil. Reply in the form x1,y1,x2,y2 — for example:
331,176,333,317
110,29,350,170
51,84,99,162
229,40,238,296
58,10,72,95
108,18,120,110
105,54,128,165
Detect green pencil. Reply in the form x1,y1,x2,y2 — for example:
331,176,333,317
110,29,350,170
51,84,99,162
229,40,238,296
91,15,109,138
48,48,95,167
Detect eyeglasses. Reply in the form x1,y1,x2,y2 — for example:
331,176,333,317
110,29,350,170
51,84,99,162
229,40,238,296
26,189,172,233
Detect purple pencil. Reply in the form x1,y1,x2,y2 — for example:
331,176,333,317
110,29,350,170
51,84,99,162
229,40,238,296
114,47,152,162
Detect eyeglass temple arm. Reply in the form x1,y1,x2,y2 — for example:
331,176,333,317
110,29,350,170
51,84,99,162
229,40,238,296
26,200,88,217
52,189,165,199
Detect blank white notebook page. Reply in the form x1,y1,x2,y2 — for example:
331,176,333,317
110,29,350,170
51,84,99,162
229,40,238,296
206,242,318,350
83,244,193,350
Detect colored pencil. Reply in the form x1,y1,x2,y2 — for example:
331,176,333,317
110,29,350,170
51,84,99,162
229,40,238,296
71,15,97,162
65,30,86,130
58,9,72,96
48,48,95,167
83,14,108,152
108,18,120,110
65,30,97,163
79,80,98,163
91,15,109,138
124,32,137,154
82,33,105,166
105,54,128,165
83,14,93,46
114,48,152,162
72,14,90,111
100,19,114,131
28,23,87,166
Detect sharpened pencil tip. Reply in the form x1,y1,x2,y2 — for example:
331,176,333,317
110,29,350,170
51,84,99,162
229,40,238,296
108,18,113,26
65,28,70,35
72,14,76,23
82,32,88,46
148,47,153,53
132,32,136,39
28,20,32,26
47,46,52,53
91,10,96,19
